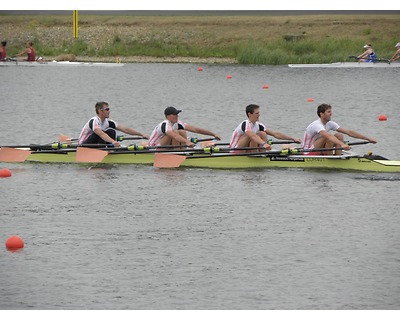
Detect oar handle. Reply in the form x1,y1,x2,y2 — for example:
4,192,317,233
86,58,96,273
117,135,147,141
210,139,297,146
349,55,390,63
190,137,220,143
345,141,371,146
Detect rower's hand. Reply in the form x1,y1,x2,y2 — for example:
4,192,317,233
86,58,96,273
293,138,301,144
214,134,222,141
142,134,150,140
341,144,351,151
368,138,377,144
112,141,122,147
263,143,272,150
186,141,195,148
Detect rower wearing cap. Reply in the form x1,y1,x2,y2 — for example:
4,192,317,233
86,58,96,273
229,104,301,153
357,43,377,62
389,42,400,62
149,106,221,147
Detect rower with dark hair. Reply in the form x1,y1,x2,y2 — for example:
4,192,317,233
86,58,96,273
78,101,149,147
229,104,300,152
303,103,377,155
0,41,7,61
15,41,36,61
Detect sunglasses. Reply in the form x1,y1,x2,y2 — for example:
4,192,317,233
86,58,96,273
101,107,110,111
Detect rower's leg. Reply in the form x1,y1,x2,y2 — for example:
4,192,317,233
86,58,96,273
333,133,344,155
158,135,173,146
249,132,268,151
314,136,330,155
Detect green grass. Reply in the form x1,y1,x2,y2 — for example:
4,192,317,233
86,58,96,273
2,13,399,64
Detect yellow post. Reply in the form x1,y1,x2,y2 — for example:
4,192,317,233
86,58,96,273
73,10,78,38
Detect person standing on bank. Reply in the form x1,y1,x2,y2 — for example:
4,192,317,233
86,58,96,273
229,104,301,152
149,106,221,147
78,101,150,147
302,103,377,155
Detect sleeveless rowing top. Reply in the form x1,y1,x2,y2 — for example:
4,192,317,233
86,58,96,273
27,47,36,61
0,48,6,60
366,51,377,62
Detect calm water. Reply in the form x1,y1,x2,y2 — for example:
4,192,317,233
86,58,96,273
1,63,399,310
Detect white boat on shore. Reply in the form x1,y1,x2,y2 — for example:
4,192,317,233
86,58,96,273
0,60,125,67
288,62,400,68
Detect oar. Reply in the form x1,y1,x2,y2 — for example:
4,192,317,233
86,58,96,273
286,141,371,155
349,55,390,63
189,137,220,144
58,134,146,143
117,135,147,141
0,147,32,162
200,139,298,148
153,153,187,168
75,147,109,163
344,141,372,146
0,143,115,150
59,134,78,143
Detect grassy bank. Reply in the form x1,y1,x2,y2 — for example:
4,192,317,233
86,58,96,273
1,13,399,64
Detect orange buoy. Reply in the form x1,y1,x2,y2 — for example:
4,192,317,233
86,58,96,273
226,75,233,79
197,67,203,71
378,114,387,121
262,85,269,89
5,235,24,251
307,98,314,102
0,168,12,178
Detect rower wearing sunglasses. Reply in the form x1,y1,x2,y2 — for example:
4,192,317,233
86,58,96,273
78,101,149,147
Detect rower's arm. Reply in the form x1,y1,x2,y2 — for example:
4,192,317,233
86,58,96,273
320,130,349,149
165,130,195,147
265,129,301,143
93,128,120,146
184,124,221,140
337,128,377,144
116,124,149,139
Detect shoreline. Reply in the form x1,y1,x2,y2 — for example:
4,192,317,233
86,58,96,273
45,55,238,64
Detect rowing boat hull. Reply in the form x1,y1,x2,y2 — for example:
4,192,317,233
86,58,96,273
0,61,125,67
288,62,400,68
22,151,400,172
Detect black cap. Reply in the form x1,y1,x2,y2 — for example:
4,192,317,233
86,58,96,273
164,106,182,116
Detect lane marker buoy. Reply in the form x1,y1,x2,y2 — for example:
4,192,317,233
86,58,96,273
0,168,12,178
378,114,387,121
5,235,24,251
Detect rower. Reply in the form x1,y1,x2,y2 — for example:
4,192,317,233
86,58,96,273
15,41,36,61
148,106,221,148
302,103,377,155
78,101,150,148
356,43,377,62
229,104,301,153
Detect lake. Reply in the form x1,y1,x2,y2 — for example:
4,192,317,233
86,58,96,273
1,63,399,310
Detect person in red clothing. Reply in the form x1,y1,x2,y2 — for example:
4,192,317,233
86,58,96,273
16,41,36,61
0,41,7,61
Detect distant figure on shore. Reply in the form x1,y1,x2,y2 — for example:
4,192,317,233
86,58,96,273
16,41,36,61
389,42,400,63
0,41,7,61
357,44,377,62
